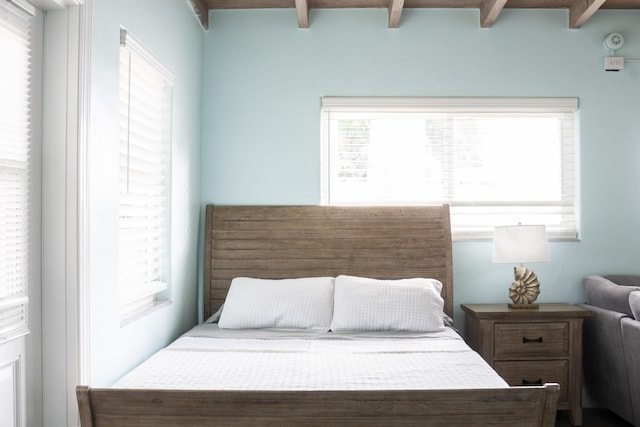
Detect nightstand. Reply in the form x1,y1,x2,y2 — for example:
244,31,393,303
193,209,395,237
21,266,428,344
461,303,590,426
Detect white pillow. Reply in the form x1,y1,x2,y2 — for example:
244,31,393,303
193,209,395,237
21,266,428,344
330,275,445,332
218,277,335,331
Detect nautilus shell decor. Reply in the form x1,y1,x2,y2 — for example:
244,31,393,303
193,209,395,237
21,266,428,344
508,265,541,306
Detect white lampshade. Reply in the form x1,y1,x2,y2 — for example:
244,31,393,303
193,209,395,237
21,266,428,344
493,224,549,264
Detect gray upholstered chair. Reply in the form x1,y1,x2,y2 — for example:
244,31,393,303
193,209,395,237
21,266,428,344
580,275,640,426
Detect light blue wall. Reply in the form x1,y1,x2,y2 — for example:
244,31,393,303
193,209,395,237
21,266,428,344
201,9,640,327
89,0,203,386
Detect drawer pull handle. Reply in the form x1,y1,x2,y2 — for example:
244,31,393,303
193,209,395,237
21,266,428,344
522,336,543,344
522,379,543,386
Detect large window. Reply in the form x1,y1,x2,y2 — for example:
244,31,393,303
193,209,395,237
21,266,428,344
118,28,173,323
0,0,36,343
321,97,578,240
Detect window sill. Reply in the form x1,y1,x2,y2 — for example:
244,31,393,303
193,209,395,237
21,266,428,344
453,236,581,243
120,299,172,328
0,328,30,345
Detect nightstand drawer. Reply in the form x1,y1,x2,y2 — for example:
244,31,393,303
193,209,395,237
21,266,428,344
494,322,569,358
494,360,569,402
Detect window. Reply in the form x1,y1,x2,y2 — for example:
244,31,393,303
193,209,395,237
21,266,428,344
0,0,36,343
321,97,578,240
118,28,173,323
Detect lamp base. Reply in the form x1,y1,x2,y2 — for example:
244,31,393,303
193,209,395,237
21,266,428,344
508,265,541,307
508,303,539,309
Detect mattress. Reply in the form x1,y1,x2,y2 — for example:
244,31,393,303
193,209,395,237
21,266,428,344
114,324,508,391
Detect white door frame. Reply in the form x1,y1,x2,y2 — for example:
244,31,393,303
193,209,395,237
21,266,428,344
41,2,91,426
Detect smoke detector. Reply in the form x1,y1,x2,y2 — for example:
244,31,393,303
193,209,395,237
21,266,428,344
604,32,624,52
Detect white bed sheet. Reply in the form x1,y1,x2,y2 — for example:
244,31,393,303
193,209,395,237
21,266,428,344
114,324,508,391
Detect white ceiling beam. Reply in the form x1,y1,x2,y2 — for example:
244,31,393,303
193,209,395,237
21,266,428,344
295,0,309,28
388,0,405,28
480,0,507,28
569,0,606,28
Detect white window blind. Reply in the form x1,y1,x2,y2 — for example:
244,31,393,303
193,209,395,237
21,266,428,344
321,97,578,240
118,28,173,323
0,0,36,343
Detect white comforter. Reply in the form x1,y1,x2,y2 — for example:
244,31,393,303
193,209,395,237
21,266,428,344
114,324,508,391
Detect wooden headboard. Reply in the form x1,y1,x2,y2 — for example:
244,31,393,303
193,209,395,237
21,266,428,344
204,205,453,319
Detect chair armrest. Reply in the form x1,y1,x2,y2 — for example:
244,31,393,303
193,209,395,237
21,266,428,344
584,275,639,316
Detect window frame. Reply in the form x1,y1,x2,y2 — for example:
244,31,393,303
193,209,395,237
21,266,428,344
320,97,579,241
118,28,174,324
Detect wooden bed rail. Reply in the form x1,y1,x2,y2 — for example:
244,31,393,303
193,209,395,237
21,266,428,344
77,383,560,427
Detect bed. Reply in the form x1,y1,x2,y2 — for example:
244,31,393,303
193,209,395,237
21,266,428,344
76,204,560,426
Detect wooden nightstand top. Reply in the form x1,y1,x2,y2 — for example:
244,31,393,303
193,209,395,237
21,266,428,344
461,303,590,320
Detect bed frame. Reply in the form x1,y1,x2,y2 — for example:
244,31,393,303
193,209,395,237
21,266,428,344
77,204,560,426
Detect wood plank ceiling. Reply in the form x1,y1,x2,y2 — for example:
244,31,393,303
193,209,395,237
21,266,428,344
190,0,640,30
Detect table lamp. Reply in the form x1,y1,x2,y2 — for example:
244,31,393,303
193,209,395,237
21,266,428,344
493,224,549,309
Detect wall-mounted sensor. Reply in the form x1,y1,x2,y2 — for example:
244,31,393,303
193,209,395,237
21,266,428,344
604,32,624,52
605,56,624,71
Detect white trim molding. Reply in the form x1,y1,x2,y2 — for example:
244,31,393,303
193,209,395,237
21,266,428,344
321,96,579,113
0,357,22,427
28,0,84,10
41,1,92,426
